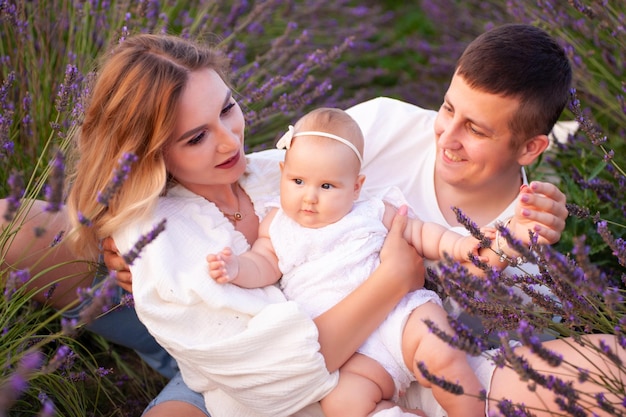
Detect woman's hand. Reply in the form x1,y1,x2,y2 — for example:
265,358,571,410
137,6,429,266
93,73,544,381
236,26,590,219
102,236,133,292
379,205,425,291
511,181,568,246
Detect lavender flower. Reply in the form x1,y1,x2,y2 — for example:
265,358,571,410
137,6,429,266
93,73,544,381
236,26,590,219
43,149,65,213
77,211,92,226
96,152,138,207
0,351,43,411
453,206,491,249
37,396,55,417
423,317,489,356
123,218,167,265
49,230,64,248
517,320,563,367
3,170,24,222
55,64,79,113
77,274,119,326
597,221,626,267
42,345,74,374
0,72,15,152
4,269,30,302
416,361,464,395
60,317,78,336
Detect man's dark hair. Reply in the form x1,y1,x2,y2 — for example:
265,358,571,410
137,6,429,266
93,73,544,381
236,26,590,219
456,24,572,143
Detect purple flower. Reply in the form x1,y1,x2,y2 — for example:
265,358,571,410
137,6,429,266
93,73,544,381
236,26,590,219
97,152,138,206
123,218,167,265
43,149,65,213
3,170,24,221
55,64,79,112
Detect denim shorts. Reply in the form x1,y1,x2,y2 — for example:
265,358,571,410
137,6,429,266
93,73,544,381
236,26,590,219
143,372,209,416
62,261,179,378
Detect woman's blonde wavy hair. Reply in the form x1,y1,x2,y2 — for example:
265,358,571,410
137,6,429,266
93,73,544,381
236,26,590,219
66,34,229,260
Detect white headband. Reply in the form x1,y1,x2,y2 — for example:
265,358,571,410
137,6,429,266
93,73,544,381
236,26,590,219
276,125,363,164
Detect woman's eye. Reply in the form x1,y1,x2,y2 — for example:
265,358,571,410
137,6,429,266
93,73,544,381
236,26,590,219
221,101,236,115
188,131,206,146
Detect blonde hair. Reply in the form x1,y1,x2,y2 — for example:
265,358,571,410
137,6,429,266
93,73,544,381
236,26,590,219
292,107,364,163
66,34,229,260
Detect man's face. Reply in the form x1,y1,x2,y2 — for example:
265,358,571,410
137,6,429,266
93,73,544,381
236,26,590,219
433,73,525,192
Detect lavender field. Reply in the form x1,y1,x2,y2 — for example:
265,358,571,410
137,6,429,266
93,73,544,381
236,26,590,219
1,1,624,415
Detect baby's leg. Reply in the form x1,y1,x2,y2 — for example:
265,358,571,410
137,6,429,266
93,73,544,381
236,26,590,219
321,353,398,417
401,302,484,417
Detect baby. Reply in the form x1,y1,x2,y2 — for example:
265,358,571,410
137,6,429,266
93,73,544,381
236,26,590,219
207,108,487,417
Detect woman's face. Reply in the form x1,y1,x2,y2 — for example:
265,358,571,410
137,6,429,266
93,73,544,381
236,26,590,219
165,68,246,195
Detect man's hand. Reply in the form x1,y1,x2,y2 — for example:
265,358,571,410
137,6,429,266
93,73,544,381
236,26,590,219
102,236,132,292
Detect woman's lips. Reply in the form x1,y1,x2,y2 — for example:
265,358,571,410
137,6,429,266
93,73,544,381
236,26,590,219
216,151,240,169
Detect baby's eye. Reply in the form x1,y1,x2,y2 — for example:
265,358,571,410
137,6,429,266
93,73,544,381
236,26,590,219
294,178,303,185
321,183,333,190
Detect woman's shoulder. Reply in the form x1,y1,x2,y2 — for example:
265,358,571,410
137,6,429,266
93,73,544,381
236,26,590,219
113,185,228,254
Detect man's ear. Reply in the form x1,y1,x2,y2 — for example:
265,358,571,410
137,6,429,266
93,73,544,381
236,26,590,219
354,174,366,198
517,134,549,166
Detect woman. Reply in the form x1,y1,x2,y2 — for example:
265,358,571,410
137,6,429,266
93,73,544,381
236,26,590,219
64,33,423,417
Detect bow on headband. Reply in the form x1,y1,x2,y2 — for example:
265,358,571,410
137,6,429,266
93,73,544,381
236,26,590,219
276,125,363,164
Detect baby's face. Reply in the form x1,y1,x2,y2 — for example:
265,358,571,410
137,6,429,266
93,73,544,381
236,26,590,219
279,137,363,229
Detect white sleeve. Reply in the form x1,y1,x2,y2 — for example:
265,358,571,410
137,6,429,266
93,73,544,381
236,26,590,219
113,197,337,417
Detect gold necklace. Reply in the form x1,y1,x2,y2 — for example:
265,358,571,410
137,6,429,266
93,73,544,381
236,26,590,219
221,185,244,223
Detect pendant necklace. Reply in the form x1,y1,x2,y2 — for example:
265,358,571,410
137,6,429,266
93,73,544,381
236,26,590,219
222,185,245,223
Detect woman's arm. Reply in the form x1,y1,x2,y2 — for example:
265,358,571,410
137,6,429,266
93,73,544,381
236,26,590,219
314,207,424,372
105,207,425,373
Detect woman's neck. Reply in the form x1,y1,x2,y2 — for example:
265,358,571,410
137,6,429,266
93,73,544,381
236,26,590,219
203,183,240,213
193,182,259,244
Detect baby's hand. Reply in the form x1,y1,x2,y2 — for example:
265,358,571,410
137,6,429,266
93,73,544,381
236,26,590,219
459,228,495,263
459,236,484,262
206,247,239,284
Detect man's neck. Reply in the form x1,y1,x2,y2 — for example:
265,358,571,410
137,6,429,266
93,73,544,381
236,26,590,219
435,171,523,227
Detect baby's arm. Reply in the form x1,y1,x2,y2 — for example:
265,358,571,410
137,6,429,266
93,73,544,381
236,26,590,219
206,209,282,288
381,203,477,261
